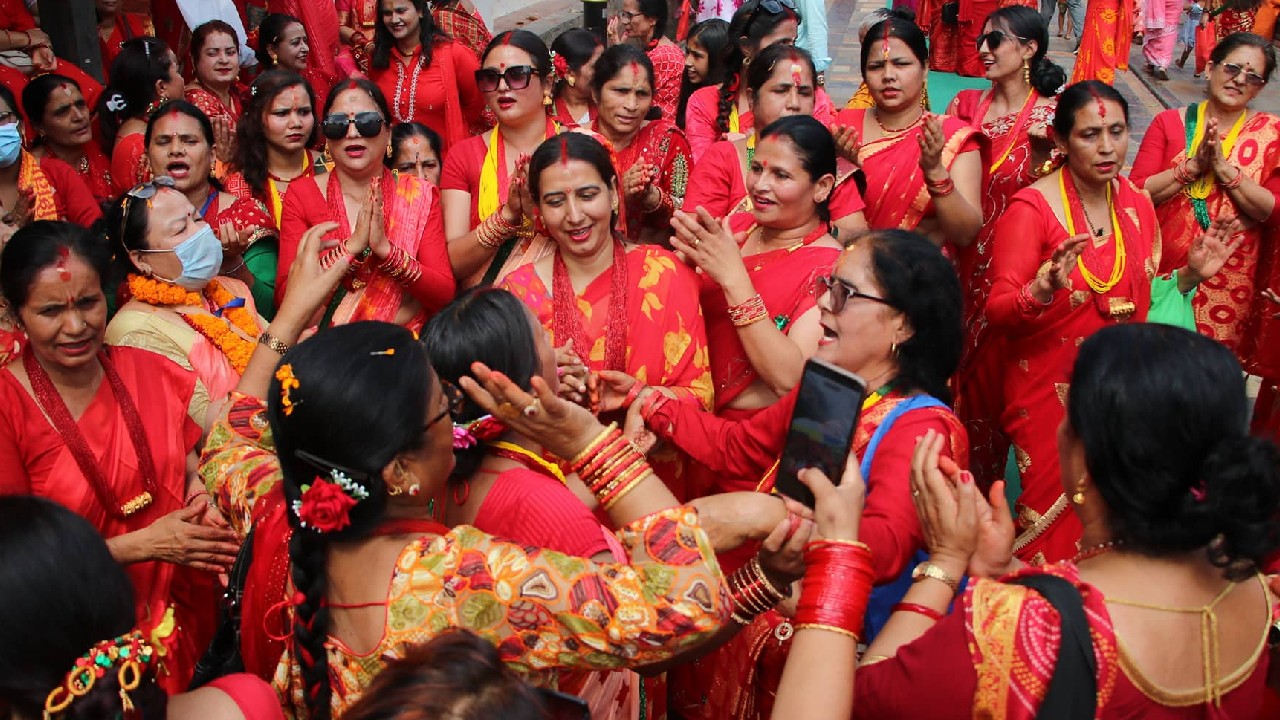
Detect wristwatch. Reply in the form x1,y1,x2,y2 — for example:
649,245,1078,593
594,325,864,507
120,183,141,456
911,562,961,593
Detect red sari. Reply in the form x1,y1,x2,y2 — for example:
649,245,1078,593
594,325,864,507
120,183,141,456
206,193,280,318
947,89,1058,487
855,562,1276,718
0,347,214,694
835,108,980,232
111,132,151,195
648,40,685,123
682,84,837,162
986,176,1160,564
99,13,154,79
185,84,245,128
1070,0,1137,83
596,119,691,243
370,42,486,152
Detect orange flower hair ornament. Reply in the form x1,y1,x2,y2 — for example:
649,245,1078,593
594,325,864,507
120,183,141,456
276,364,301,415
43,608,176,719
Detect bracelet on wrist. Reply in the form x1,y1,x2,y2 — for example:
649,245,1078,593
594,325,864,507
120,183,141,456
794,542,875,639
926,176,956,198
1221,166,1245,190
891,602,945,622
728,557,788,625
258,331,291,355
727,294,769,327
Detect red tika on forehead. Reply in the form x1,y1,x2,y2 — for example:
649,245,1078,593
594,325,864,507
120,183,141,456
559,135,569,168
1088,85,1107,118
55,246,71,282
60,82,73,98
881,23,892,61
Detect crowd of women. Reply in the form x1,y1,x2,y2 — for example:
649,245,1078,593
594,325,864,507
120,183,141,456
0,0,1279,718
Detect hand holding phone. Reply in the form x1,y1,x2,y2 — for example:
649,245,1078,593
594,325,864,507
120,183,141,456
773,359,869,508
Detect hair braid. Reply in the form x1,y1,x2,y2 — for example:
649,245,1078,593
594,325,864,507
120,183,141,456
714,71,739,135
289,531,332,719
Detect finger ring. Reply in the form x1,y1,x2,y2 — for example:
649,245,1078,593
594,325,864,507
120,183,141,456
912,490,921,498
522,399,541,417
495,401,520,421
692,237,700,248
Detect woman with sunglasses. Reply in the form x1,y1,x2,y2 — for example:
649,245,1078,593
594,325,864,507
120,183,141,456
233,71,325,230
99,37,186,195
634,228,968,720
277,79,454,330
986,81,1238,566
684,0,835,162
832,16,983,248
0,220,240,694
549,28,604,130
946,6,1062,486
613,0,685,122
442,31,561,286
1069,0,1137,82
683,44,867,238
20,74,115,212
368,0,486,154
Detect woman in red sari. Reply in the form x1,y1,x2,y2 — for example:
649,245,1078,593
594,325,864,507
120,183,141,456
442,31,561,287
683,44,868,239
549,29,604,130
782,323,1280,720
100,38,186,195
0,221,239,694
338,0,379,72
614,0,685,121
987,81,1238,565
256,13,333,122
20,75,115,211
1070,0,1137,82
233,70,325,228
947,6,1063,485
0,85,102,230
832,16,983,249
185,19,246,178
367,0,486,152
96,0,155,82
584,44,692,245
278,79,455,330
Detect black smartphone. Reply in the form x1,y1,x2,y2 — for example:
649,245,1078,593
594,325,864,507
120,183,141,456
537,688,591,720
774,359,869,508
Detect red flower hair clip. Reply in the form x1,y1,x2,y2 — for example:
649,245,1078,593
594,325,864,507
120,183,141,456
552,51,570,80
291,469,369,533
452,414,507,449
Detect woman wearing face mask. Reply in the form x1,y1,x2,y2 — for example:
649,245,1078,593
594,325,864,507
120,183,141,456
987,81,1239,565
146,101,279,320
257,13,332,121
442,31,561,286
832,15,983,248
20,74,114,211
386,121,444,186
184,20,244,171
587,44,692,244
549,28,604,130
100,37,186,195
278,79,455,330
0,220,238,694
234,70,326,229
683,44,868,238
677,19,730,129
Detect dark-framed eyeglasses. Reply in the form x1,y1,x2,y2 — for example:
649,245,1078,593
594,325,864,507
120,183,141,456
744,0,797,33
119,175,177,245
814,274,896,314
321,111,386,140
1219,62,1266,87
475,65,538,93
427,381,467,428
618,10,639,20
976,29,1029,52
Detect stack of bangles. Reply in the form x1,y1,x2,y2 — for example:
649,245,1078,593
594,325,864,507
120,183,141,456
1221,167,1245,191
570,423,650,510
728,294,769,327
320,244,372,271
729,557,790,625
379,245,423,285
476,212,535,250
1016,280,1051,315
925,175,955,198
794,539,875,640
642,187,674,215
1172,159,1200,185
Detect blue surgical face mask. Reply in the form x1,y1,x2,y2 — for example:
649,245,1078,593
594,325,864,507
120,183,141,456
0,123,21,168
139,222,224,290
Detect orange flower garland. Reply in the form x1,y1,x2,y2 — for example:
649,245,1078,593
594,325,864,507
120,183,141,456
125,275,261,375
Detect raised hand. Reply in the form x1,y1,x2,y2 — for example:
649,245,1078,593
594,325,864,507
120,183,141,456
917,113,945,173
1034,233,1090,299
794,452,866,542
831,124,862,166
212,115,236,165
1186,216,1243,284
458,361,602,460
344,185,374,257
555,341,589,404
367,180,390,258
670,207,750,291
909,429,980,567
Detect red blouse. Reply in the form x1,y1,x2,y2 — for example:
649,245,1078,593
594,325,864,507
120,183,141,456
369,41,486,152
471,467,613,559
682,139,866,221
38,155,104,227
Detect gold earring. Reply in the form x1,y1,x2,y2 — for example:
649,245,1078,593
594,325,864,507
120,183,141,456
1022,59,1031,86
890,340,899,357
543,94,553,107
566,75,576,87
386,142,393,159
1071,478,1086,505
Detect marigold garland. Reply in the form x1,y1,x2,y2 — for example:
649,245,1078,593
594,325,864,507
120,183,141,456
125,274,261,375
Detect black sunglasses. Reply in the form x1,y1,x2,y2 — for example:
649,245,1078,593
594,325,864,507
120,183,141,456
475,65,538,93
814,274,895,314
976,29,1028,52
119,175,177,244
1220,62,1266,87
320,111,386,140
745,0,797,32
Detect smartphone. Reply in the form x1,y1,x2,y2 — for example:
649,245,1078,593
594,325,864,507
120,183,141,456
538,688,591,720
774,359,869,508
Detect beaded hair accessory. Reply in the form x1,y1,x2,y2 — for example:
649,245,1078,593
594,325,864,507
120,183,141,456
291,450,371,533
44,608,176,719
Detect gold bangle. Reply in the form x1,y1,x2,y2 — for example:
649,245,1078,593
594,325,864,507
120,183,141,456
569,424,618,467
751,557,789,600
258,331,290,355
807,538,873,556
794,623,860,641
601,475,646,510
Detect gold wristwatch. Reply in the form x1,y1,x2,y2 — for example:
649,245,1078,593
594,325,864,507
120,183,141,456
911,562,960,593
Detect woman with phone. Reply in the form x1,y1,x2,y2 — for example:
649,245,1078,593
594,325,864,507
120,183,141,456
629,228,968,719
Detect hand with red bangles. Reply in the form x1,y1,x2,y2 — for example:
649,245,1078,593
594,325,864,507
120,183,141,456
831,124,863,167
909,429,981,582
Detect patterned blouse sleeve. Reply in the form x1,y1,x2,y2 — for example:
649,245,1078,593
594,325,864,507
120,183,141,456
407,507,731,673
198,393,282,538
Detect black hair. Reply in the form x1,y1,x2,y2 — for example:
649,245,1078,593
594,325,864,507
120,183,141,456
1,221,113,310
386,121,443,170
0,496,167,720
1052,80,1128,137
235,70,317,197
1068,324,1280,580
190,19,240,71
0,83,16,125
746,43,816,100
21,73,83,133
145,99,214,147
757,115,836,222
984,6,1066,96
1208,31,1277,82
860,13,928,73
636,0,670,40
256,13,304,70
715,0,802,134
423,287,541,482
677,19,730,129
550,28,604,99
267,322,434,720
97,37,176,153
326,77,394,124
482,30,554,78
371,0,449,71
591,43,656,97
341,630,547,720
853,229,962,404
527,131,618,198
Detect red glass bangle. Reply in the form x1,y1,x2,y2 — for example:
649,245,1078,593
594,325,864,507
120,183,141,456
794,543,874,639
892,602,944,622
639,389,671,422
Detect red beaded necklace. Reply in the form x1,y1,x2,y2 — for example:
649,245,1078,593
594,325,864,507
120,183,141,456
24,350,160,519
551,238,628,373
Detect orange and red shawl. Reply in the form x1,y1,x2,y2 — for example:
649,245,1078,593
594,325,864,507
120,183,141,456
835,108,980,232
985,176,1159,564
1070,0,1136,83
433,4,493,60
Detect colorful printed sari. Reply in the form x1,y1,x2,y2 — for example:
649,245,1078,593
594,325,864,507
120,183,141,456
985,176,1160,564
1070,0,1137,83
835,109,980,232
598,119,691,244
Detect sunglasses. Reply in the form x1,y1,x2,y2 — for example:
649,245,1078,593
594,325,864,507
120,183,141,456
119,175,177,244
475,65,538,93
976,29,1028,52
745,0,797,32
814,274,895,314
320,111,386,140
1219,62,1266,87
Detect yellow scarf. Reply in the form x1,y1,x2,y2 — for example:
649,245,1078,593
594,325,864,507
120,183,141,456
477,121,559,222
729,105,740,135
1186,102,1247,201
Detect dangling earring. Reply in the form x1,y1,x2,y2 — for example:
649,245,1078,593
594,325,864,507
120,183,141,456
890,340,899,358
566,75,576,87
386,142,394,159
543,94,553,107
1022,59,1031,86
1071,477,1086,505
